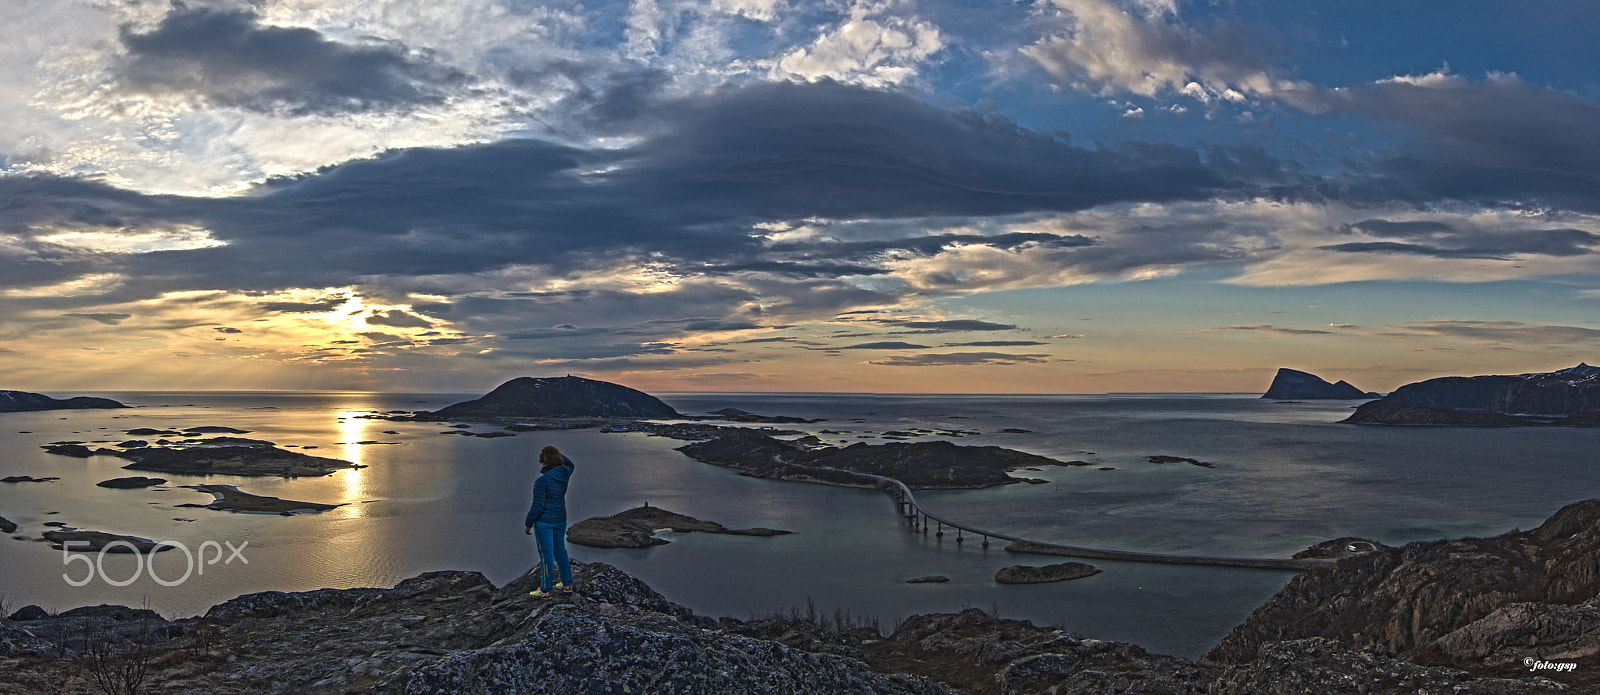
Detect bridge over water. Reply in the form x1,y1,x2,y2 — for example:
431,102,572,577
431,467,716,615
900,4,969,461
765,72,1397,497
835,468,1340,572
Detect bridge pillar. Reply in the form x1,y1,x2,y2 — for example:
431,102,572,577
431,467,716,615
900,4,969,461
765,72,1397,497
936,521,943,538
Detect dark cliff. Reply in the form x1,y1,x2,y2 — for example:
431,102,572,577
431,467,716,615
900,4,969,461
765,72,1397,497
0,390,127,413
426,376,682,419
1205,498,1600,678
1261,369,1381,400
1346,364,1600,425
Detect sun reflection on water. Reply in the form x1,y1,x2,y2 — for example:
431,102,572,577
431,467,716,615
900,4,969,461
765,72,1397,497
335,410,371,515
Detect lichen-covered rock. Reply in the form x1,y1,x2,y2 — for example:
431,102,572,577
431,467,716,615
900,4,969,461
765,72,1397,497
400,604,952,695
1210,638,1568,694
875,608,1213,695
1206,498,1600,667
1437,602,1600,666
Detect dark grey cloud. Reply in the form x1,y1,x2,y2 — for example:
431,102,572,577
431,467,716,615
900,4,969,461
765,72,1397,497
692,261,889,278
831,342,930,350
942,340,1048,347
1317,242,1505,260
63,313,131,325
1298,76,1600,212
1325,219,1597,259
119,8,468,115
213,326,243,334
876,319,1018,332
867,352,1052,366
1200,324,1332,336
1380,320,1600,345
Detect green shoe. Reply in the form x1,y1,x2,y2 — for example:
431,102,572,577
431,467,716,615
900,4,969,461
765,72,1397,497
528,589,552,598
553,582,574,593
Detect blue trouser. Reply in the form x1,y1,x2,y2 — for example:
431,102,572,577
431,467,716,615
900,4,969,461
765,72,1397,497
534,521,573,591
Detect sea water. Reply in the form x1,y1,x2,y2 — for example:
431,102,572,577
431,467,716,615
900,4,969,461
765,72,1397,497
0,391,1596,660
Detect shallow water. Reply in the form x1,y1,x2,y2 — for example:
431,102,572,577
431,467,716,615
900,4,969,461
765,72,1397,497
1,391,1595,660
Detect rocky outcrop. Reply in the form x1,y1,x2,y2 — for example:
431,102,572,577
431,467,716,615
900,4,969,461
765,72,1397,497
1205,498,1600,672
676,431,1063,490
0,390,127,413
993,562,1101,584
871,608,1216,695
426,376,682,420
1261,369,1381,400
1,556,1581,694
1210,638,1566,695
1345,364,1600,425
567,505,792,548
1436,602,1600,667
0,515,15,533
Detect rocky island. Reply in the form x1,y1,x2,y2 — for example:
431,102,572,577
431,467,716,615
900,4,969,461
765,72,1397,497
179,484,343,514
566,505,792,548
1260,368,1381,400
675,430,1065,489
1344,363,1600,426
38,438,363,477
994,562,1101,584
0,389,127,413
422,375,682,420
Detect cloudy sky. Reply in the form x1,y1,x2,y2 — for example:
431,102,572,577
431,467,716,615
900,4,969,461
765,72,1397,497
2,0,1598,393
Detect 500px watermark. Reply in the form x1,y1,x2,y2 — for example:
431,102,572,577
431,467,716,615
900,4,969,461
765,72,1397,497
61,540,248,587
1524,657,1578,673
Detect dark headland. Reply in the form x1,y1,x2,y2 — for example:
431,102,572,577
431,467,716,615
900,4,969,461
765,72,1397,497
0,389,127,413
1345,363,1600,426
7,499,1600,692
1260,368,1380,400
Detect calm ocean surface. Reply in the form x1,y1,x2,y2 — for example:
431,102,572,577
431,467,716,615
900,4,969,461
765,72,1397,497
2,391,1597,659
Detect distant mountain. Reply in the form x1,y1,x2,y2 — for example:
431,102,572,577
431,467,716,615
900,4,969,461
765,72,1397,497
0,390,127,413
427,376,682,420
1344,363,1600,426
1260,368,1381,400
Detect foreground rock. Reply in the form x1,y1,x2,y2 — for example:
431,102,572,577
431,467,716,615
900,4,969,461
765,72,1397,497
994,562,1101,584
0,390,127,413
0,556,1578,694
1210,638,1566,695
567,505,792,548
676,431,1063,489
180,484,342,514
1205,497,1600,691
1345,363,1600,426
118,445,361,477
0,515,14,533
0,563,951,694
1261,368,1381,400
424,375,682,420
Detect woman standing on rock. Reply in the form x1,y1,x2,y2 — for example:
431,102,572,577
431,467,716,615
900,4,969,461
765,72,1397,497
524,445,576,597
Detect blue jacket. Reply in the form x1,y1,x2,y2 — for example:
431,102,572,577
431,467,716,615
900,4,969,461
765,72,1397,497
524,455,574,527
